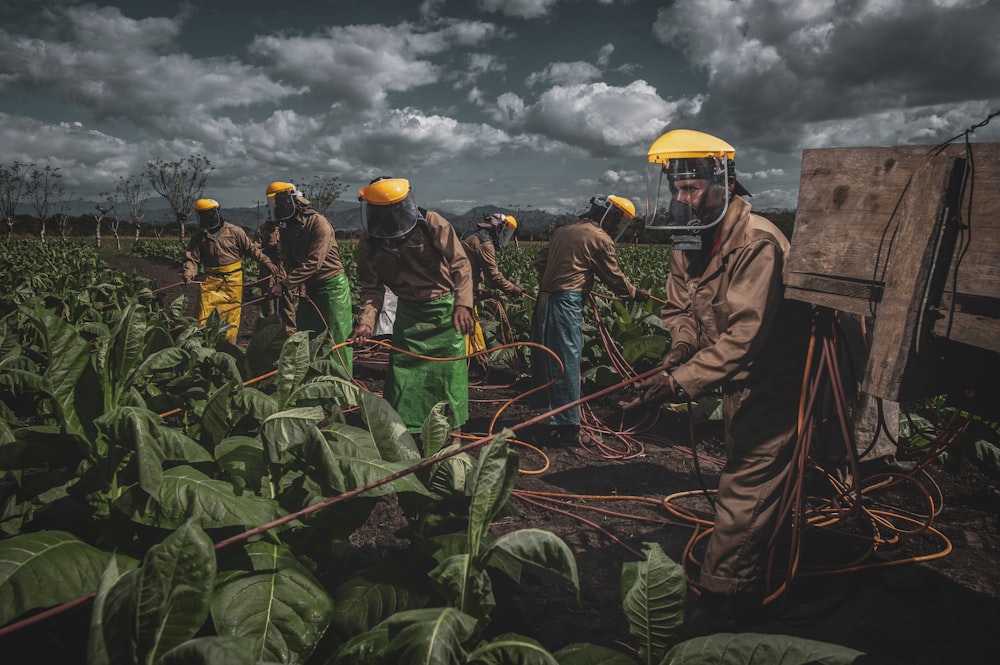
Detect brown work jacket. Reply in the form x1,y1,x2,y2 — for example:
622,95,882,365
663,196,812,400
533,218,637,298
461,231,520,296
182,221,272,279
278,208,346,288
357,210,474,329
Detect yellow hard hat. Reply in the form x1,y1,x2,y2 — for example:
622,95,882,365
605,195,635,220
266,181,296,198
359,178,411,205
194,198,220,211
646,129,735,164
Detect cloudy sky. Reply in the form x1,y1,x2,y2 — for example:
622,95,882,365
1,0,998,219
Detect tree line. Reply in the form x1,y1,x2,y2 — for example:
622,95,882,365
0,155,348,248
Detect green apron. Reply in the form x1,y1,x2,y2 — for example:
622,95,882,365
297,271,354,376
385,294,468,433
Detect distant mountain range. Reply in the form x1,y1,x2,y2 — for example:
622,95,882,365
47,198,579,237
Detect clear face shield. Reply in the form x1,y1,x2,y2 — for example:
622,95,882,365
482,214,516,250
645,157,729,251
267,189,298,223
592,196,633,242
360,190,420,243
496,220,516,249
197,207,222,232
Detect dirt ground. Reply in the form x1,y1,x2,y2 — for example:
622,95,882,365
109,255,1000,665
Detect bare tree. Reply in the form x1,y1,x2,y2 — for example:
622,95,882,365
106,192,123,250
117,173,151,245
93,192,114,248
26,165,62,242
144,154,212,243
0,161,33,239
54,186,73,240
296,175,348,217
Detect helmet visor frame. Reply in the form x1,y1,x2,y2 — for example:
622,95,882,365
197,207,222,231
592,196,633,242
644,158,729,234
267,189,297,222
360,190,419,239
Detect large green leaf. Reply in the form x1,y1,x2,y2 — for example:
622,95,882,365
96,407,211,499
622,335,668,365
110,301,149,396
328,623,390,665
306,433,430,497
153,466,285,529
158,636,257,665
0,425,86,470
421,401,456,458
552,642,638,664
215,436,268,495
428,553,495,623
135,520,217,665
662,633,864,665
212,540,334,664
466,633,559,664
199,378,237,452
323,423,383,459
128,347,190,386
87,554,139,665
275,332,313,398
381,607,478,665
487,528,579,598
468,434,518,560
22,305,95,437
0,530,111,626
621,543,686,664
231,386,281,429
328,565,431,640
356,390,421,462
260,406,326,463
100,567,140,665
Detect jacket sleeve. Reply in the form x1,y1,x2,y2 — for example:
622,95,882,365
283,218,334,287
431,217,474,309
670,239,787,400
356,239,384,329
592,236,636,298
662,258,699,353
479,241,519,293
182,234,202,279
532,245,549,280
234,226,274,269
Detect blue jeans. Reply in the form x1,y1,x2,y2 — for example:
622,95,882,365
530,290,583,426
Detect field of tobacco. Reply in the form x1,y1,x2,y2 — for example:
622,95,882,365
1,238,998,665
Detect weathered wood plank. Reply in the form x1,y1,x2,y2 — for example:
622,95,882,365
862,155,964,400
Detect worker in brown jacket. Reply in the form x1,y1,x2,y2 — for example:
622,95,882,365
182,198,277,345
348,177,475,435
254,218,297,335
625,129,813,635
266,181,353,375
531,195,649,445
461,213,524,375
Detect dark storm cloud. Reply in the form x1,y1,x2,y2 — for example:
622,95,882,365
654,0,1000,151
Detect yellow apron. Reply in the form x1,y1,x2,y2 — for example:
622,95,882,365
466,304,486,359
199,260,243,344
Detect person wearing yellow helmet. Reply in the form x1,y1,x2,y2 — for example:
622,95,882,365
181,197,278,345
461,213,525,379
529,194,650,446
624,129,813,636
254,215,296,336
265,180,354,375
349,177,475,436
